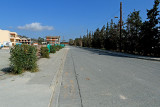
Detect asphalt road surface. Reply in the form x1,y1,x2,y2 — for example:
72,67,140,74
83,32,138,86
53,46,160,107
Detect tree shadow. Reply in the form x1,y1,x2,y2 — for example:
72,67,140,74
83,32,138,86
79,47,160,61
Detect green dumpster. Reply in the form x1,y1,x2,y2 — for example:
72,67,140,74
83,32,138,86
60,44,65,47
47,44,51,52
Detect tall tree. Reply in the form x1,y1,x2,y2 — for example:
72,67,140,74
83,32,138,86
140,0,160,56
104,22,111,50
74,38,81,46
109,19,119,50
82,35,87,47
38,37,44,45
92,28,100,48
88,32,92,47
79,36,82,47
100,25,106,48
69,39,74,45
126,10,142,53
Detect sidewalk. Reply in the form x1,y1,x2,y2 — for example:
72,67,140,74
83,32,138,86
0,47,69,107
81,47,160,61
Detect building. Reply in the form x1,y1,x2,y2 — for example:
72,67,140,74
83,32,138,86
0,30,21,46
42,42,47,45
46,36,61,44
19,38,31,45
33,43,38,46
61,42,69,45
0,30,10,45
10,32,20,46
0,30,32,47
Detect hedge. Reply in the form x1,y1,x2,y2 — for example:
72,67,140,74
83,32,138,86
50,45,63,53
40,47,49,58
50,45,56,53
10,45,38,74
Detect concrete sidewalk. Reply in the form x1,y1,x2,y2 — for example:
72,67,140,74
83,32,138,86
81,47,160,61
0,47,69,107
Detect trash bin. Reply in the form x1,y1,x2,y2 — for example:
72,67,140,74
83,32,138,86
47,44,51,53
60,44,65,47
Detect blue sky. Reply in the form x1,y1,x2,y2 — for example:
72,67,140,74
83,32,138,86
0,0,157,41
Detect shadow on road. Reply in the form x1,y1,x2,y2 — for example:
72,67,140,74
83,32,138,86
78,47,160,61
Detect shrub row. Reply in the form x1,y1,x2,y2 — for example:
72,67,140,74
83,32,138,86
40,45,63,58
10,45,38,74
46,45,63,54
40,47,49,58
50,45,62,52
9,44,64,74
50,45,56,53
50,45,63,53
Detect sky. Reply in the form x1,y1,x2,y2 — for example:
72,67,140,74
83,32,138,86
0,0,158,41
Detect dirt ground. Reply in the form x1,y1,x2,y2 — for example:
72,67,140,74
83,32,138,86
0,49,12,80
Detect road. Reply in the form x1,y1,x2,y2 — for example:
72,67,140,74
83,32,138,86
52,46,160,107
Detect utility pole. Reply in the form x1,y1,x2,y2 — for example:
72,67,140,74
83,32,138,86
120,2,122,52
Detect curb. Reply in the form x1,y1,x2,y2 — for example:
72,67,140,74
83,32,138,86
48,48,69,107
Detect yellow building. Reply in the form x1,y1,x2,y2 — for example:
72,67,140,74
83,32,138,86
0,30,10,45
0,30,20,46
10,32,20,46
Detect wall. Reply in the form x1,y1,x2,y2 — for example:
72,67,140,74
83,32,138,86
0,30,10,44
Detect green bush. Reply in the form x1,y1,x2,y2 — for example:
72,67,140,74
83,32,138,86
58,45,63,49
55,45,63,51
40,47,49,58
10,45,38,74
55,46,60,51
50,45,56,53
49,45,63,53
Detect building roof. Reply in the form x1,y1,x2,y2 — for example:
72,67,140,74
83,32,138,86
10,32,17,35
20,37,31,40
46,36,60,38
